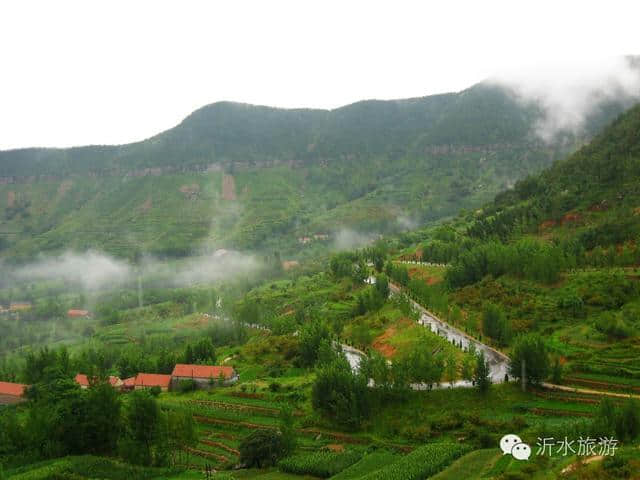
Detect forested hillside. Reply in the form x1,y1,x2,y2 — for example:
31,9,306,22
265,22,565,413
402,102,640,383
0,83,635,260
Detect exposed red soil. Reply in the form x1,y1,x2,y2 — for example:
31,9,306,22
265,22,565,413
372,318,414,358
561,212,582,224
139,196,152,213
372,326,398,358
325,444,345,453
179,184,200,199
539,219,556,230
539,212,583,232
407,267,442,285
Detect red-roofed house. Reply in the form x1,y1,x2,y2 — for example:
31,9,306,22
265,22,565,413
171,364,238,390
74,374,122,389
68,309,91,318
0,381,28,405
121,376,136,392
134,373,172,392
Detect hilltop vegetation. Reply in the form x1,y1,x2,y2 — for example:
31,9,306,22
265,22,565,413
400,103,640,387
1,83,634,260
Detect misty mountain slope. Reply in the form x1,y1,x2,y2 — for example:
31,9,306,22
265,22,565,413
2,82,619,177
468,102,640,242
0,81,637,260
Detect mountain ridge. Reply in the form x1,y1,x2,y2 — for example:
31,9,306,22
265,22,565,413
0,83,599,177
0,81,637,259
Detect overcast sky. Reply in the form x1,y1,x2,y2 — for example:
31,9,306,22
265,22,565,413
1,0,640,150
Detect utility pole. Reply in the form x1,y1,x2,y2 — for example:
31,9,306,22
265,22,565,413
521,358,527,392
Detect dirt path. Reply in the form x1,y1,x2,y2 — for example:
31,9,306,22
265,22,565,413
541,382,640,400
561,455,604,474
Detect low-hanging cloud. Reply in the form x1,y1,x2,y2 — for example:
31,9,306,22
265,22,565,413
10,248,263,291
396,214,419,231
13,251,132,290
332,229,378,251
488,56,640,142
172,249,262,285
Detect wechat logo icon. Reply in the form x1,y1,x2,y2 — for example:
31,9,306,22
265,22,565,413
500,434,531,460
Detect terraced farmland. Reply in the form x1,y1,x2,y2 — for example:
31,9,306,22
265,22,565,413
158,390,371,474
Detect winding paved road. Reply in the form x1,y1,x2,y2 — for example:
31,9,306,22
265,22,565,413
389,282,511,386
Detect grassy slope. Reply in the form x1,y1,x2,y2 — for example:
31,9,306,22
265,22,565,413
430,449,499,480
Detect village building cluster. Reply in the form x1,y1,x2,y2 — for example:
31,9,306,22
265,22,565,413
0,302,33,315
0,303,92,318
0,363,238,405
297,233,330,245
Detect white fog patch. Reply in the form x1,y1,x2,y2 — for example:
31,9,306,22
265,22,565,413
332,229,378,251
173,249,262,285
397,215,419,231
488,56,640,142
10,248,264,291
14,251,132,289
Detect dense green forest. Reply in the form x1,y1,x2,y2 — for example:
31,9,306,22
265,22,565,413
0,83,635,260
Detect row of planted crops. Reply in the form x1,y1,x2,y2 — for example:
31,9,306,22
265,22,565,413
276,443,470,479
